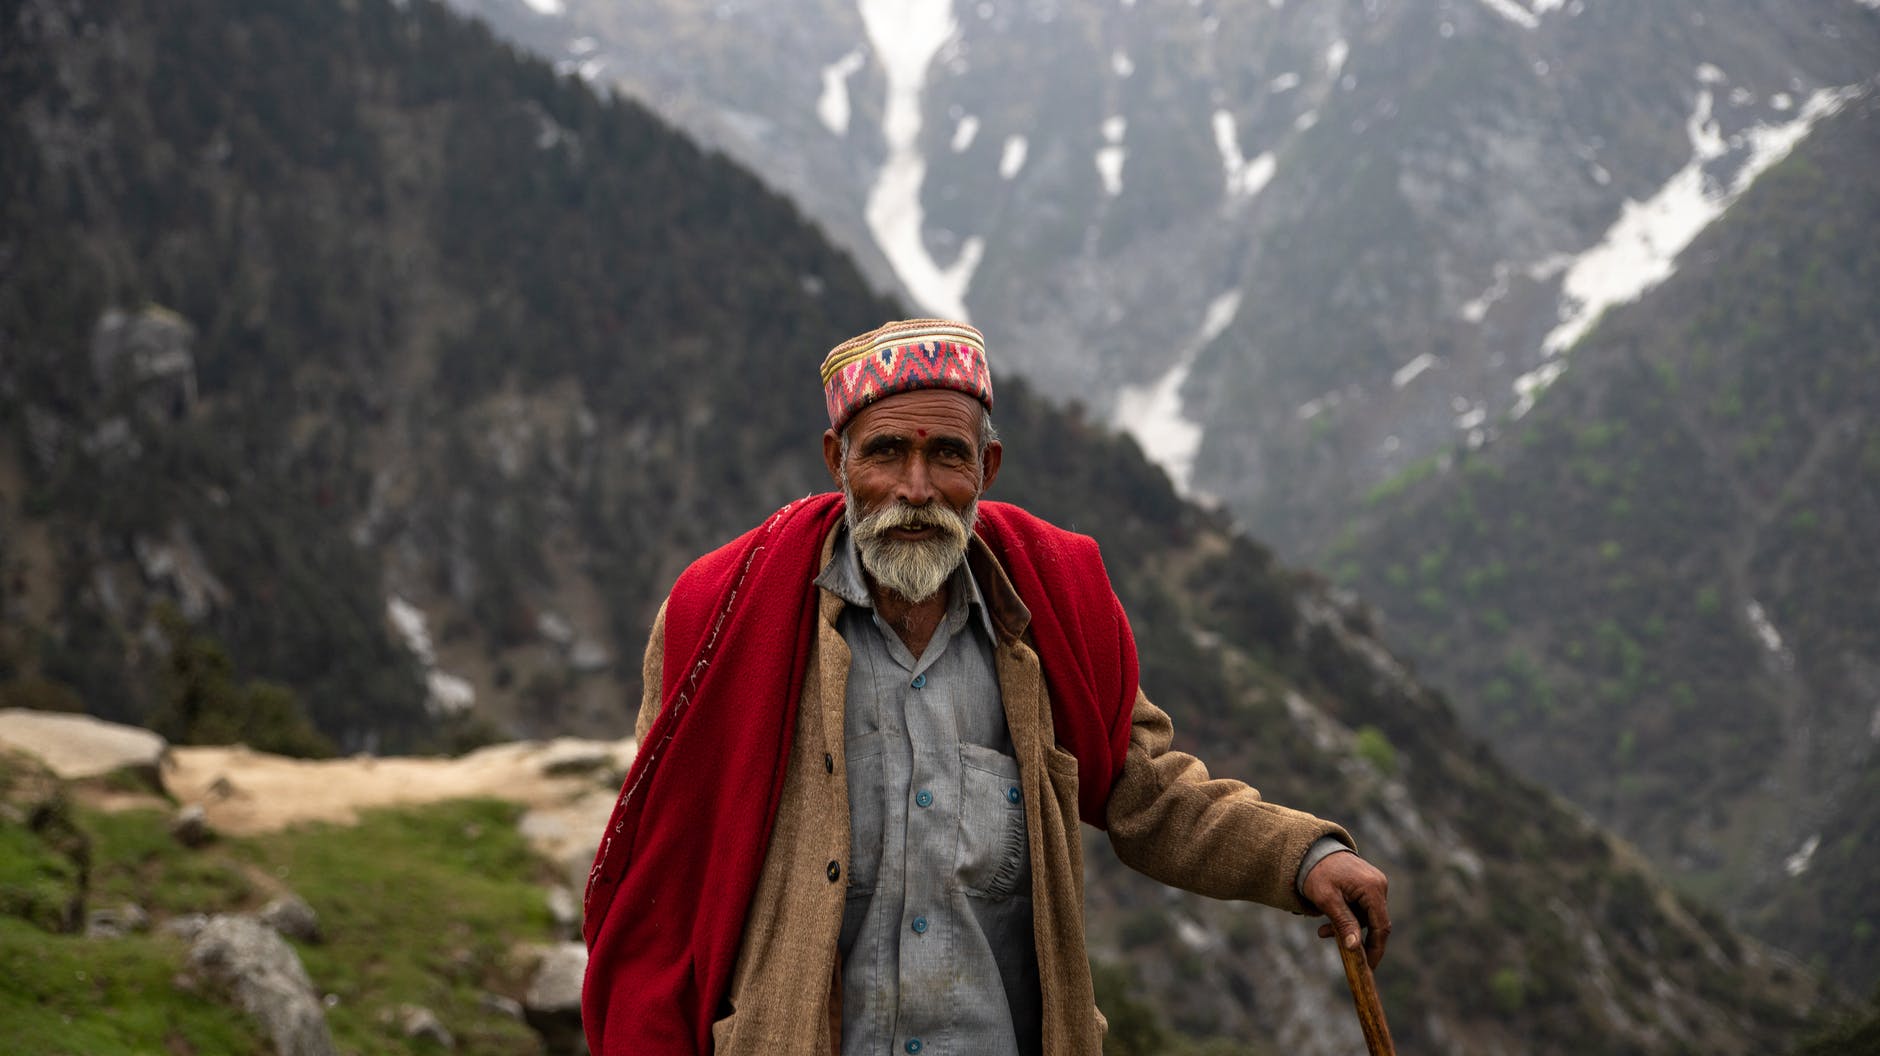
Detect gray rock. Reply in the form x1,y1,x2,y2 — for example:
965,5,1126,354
260,895,321,944
85,902,150,938
392,1004,453,1048
171,803,213,847
0,708,168,784
165,912,210,940
544,885,579,934
478,992,525,1020
523,942,588,1055
91,305,198,420
184,915,337,1056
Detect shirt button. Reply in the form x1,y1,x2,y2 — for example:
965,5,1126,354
1007,786,1021,804
911,916,928,934
914,789,933,808
905,1040,923,1054
826,860,840,882
824,752,834,774
910,673,926,689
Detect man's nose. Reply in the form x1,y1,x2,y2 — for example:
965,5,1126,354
896,454,936,506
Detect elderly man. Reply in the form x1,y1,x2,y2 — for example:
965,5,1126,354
582,319,1390,1055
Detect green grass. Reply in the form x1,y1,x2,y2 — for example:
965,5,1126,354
0,915,264,1055
0,820,81,932
4,796,560,1055
245,799,555,1055
84,806,255,916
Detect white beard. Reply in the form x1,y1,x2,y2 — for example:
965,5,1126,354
845,489,976,603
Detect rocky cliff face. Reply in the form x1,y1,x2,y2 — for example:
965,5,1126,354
0,0,1859,1050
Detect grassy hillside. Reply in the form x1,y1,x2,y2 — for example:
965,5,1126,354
1333,89,1880,986
0,746,559,1054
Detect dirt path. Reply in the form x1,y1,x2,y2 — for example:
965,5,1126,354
162,738,637,878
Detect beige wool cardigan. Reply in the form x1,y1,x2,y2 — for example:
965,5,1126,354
628,525,1351,1055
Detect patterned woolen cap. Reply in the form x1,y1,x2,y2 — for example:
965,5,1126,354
820,318,993,432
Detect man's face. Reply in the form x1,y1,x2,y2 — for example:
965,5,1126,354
821,389,1002,602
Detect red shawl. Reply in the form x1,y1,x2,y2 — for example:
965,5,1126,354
581,493,1139,1054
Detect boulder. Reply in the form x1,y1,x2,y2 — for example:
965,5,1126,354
386,1003,453,1048
183,915,337,1056
260,895,322,944
544,885,578,935
479,992,525,1020
0,709,167,785
171,803,213,847
523,941,588,1055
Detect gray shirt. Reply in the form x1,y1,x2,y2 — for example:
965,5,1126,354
818,528,1041,1056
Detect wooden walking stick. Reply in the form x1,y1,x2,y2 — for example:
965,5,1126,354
1338,941,1397,1055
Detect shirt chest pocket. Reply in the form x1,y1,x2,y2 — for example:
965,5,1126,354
956,743,1030,899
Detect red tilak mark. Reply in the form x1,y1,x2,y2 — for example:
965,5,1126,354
917,429,928,437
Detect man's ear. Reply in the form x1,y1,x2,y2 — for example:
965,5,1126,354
979,440,1002,494
823,428,844,486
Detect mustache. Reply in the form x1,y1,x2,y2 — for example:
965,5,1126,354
852,499,971,540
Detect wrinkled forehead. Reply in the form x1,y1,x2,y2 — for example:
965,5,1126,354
842,389,984,445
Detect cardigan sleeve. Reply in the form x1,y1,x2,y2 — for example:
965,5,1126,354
1103,689,1352,914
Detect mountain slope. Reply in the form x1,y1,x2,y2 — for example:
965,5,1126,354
449,0,1880,551
0,0,1851,1050
1332,90,1880,987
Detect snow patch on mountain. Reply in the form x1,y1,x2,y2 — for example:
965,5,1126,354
388,596,476,716
999,134,1028,179
1326,39,1349,75
1746,600,1788,658
1784,834,1820,878
1476,0,1556,30
951,113,980,152
1111,50,1134,77
518,0,564,16
1096,115,1128,196
1511,359,1567,419
1114,291,1243,494
1392,353,1440,390
817,49,867,135
1211,110,1277,200
859,0,983,320
1541,80,1853,358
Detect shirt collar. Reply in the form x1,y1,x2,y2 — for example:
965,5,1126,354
816,521,999,643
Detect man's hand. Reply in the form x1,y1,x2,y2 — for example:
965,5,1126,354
1300,852,1391,969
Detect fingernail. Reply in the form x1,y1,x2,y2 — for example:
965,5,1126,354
1346,934,1359,949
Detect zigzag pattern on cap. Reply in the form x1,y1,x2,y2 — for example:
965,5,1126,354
821,319,992,431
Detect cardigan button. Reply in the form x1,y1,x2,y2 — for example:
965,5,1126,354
826,860,841,882
824,752,835,774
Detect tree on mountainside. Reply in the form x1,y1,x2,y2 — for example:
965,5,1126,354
147,606,333,759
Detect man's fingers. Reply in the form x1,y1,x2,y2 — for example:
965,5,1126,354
1321,896,1363,953
1360,890,1392,969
